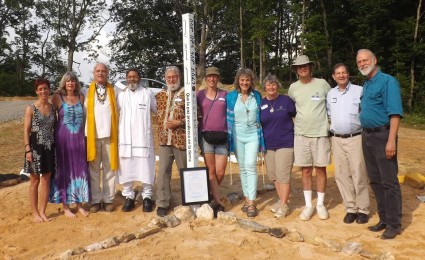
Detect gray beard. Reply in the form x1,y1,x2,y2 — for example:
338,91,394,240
168,83,180,91
128,83,139,91
359,64,375,76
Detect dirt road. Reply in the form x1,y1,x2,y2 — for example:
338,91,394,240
0,100,36,123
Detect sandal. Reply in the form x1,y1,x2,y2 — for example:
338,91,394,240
247,205,258,218
241,202,249,213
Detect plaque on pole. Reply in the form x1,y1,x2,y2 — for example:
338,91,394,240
182,13,198,168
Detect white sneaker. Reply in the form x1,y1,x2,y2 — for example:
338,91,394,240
274,203,290,218
316,205,329,220
270,200,280,213
299,206,314,221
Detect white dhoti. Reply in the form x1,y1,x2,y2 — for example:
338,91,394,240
117,86,157,199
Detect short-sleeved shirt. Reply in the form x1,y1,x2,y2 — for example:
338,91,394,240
288,78,331,137
156,88,186,149
327,83,363,135
359,70,403,128
260,95,296,149
197,89,227,132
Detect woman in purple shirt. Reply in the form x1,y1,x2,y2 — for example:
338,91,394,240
260,74,296,218
197,67,228,215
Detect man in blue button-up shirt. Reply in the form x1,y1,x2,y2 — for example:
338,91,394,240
357,49,403,240
327,63,370,225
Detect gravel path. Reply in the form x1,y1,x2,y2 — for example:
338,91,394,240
0,100,36,123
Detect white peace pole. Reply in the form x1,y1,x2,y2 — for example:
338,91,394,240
182,13,198,168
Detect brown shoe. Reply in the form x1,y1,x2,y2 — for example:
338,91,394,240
89,203,101,213
104,203,114,212
247,205,258,218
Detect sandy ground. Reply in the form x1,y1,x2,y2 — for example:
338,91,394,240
0,127,424,259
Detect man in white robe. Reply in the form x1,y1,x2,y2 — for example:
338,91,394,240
117,68,157,212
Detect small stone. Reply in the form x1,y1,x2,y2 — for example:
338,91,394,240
360,250,377,259
312,236,325,246
71,247,85,255
375,251,395,260
196,204,214,220
341,241,362,256
268,227,287,238
84,243,103,252
226,192,240,204
100,237,119,249
174,205,195,222
286,230,304,242
323,239,342,252
237,218,270,233
217,211,238,224
161,215,180,228
117,233,136,243
136,226,162,239
60,250,72,260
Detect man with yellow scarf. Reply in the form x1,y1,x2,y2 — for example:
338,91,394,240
85,63,119,213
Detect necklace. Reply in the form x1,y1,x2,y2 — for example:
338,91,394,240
96,84,106,103
268,96,278,113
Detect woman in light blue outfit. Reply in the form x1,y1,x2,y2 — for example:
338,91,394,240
226,68,265,218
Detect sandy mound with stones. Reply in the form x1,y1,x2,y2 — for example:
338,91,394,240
1,127,425,259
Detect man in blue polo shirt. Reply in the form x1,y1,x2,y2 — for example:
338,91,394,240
356,49,403,239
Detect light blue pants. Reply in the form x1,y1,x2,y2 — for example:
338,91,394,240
234,125,259,200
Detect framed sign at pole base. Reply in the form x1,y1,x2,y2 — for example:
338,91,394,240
180,167,210,205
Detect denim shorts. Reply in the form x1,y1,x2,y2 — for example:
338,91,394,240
200,136,229,155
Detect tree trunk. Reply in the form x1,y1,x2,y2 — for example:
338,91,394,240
409,0,422,111
320,0,332,70
300,0,306,54
239,0,245,68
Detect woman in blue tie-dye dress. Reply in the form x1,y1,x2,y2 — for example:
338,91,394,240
50,72,91,217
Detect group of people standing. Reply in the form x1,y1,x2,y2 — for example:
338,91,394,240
24,48,403,240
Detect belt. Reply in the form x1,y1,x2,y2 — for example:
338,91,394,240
363,125,390,133
330,131,362,138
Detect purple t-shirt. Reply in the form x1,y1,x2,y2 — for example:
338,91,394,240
260,94,296,149
197,89,228,132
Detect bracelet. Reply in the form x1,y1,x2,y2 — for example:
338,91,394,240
25,150,32,154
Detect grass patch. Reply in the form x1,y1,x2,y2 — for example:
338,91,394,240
0,120,24,174
401,113,425,130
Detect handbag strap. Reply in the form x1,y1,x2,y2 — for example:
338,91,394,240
203,89,219,127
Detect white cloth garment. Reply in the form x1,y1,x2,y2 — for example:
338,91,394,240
117,86,157,185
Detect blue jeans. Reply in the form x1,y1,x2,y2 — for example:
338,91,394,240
234,125,259,200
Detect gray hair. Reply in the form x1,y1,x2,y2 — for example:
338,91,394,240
357,49,376,59
165,66,181,77
262,74,282,90
94,62,109,73
57,72,81,96
233,68,255,93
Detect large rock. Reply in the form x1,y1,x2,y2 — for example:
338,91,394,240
173,205,195,222
237,218,270,233
375,252,395,260
217,211,238,224
196,204,214,220
148,217,166,228
136,226,163,239
71,247,85,255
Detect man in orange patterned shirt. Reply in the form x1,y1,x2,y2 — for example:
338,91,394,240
155,66,187,217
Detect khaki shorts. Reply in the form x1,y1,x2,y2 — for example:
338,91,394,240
294,135,331,167
264,148,294,184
